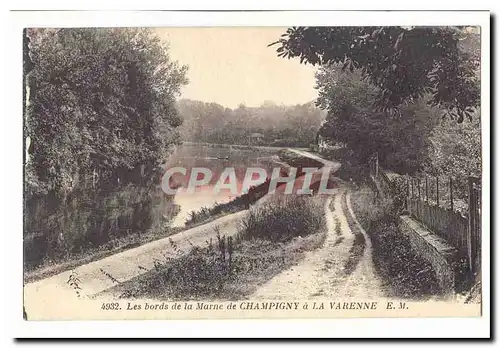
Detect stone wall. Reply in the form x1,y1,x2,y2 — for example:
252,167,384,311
399,215,460,294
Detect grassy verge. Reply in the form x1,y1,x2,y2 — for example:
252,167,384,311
341,191,366,275
333,217,344,246
109,196,327,300
350,186,442,299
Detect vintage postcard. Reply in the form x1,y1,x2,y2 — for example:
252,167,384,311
13,10,490,338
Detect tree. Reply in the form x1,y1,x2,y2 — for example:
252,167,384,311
177,99,324,147
424,113,481,199
25,28,188,195
271,26,480,122
316,66,438,174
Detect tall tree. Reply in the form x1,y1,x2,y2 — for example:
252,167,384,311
25,28,188,195
316,66,438,174
271,26,480,122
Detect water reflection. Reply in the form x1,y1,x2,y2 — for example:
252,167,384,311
23,143,281,270
164,144,280,227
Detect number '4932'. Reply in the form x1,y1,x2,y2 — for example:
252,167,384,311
101,302,120,310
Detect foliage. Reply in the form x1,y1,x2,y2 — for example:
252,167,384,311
25,28,188,195
316,66,438,174
425,114,481,178
118,198,327,301
178,99,325,147
272,26,480,121
423,114,481,200
350,187,441,298
238,196,325,242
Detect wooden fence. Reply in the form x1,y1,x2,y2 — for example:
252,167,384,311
368,153,481,276
407,197,468,254
406,175,481,275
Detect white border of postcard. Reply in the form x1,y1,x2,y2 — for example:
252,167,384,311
6,9,491,339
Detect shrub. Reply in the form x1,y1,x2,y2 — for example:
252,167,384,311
237,196,325,243
141,232,235,299
351,187,441,299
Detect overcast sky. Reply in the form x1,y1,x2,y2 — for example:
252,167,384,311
155,27,318,109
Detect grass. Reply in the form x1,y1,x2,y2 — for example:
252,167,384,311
333,217,344,247
341,191,366,275
350,186,442,299
27,149,326,285
111,196,327,300
237,195,326,243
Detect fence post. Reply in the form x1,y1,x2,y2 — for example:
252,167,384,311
405,176,409,211
436,176,439,207
449,176,454,211
417,178,421,200
425,176,429,203
467,176,481,276
467,177,473,273
375,152,379,178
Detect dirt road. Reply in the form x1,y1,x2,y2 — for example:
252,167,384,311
24,211,246,311
24,149,347,314
251,188,386,300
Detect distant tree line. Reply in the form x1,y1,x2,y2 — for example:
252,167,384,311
177,100,325,148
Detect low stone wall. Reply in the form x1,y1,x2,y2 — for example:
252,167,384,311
399,215,459,294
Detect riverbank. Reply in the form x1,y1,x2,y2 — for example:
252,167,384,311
99,195,328,301
25,210,241,284
181,141,309,152
24,148,334,285
24,144,283,283
23,210,248,318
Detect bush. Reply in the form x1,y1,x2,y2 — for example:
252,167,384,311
118,208,328,300
237,196,325,242
134,232,235,299
351,187,441,299
321,147,370,182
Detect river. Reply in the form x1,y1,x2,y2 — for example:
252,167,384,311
23,143,282,270
164,143,281,226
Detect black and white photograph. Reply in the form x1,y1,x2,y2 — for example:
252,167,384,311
8,9,490,338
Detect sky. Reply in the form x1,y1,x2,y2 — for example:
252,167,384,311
155,27,318,109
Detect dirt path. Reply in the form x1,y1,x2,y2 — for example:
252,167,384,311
287,148,341,172
24,149,345,314
24,211,246,311
250,188,386,300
